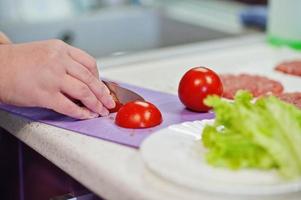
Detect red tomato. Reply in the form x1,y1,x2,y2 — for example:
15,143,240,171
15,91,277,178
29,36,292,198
109,100,123,113
178,67,223,112
108,94,124,113
115,101,162,129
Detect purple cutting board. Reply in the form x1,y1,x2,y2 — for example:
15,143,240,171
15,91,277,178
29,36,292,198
0,82,214,148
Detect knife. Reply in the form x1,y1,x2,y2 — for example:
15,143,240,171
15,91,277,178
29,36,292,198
103,80,144,104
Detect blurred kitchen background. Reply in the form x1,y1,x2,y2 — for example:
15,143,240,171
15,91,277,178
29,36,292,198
0,0,267,59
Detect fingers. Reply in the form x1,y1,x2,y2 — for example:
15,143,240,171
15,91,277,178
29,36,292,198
65,59,115,109
51,93,100,119
67,45,99,78
60,75,109,116
0,32,12,44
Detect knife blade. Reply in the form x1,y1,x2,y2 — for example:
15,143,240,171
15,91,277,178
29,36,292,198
103,80,144,104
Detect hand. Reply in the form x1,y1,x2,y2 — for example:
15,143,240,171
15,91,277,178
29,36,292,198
0,32,11,44
0,39,115,119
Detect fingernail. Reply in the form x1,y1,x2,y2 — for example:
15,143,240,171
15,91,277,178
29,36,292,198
100,108,109,117
96,101,104,114
103,85,110,94
89,112,99,119
107,97,116,109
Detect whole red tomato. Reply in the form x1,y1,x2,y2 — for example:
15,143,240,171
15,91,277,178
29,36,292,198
115,101,162,129
178,67,223,112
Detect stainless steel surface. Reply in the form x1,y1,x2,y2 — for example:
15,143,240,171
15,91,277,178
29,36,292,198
0,7,235,58
103,80,144,104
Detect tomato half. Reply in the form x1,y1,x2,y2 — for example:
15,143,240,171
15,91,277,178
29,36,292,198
178,67,223,112
108,93,123,113
109,101,123,113
115,101,162,129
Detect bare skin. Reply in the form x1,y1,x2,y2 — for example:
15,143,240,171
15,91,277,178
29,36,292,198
0,32,11,44
0,38,115,119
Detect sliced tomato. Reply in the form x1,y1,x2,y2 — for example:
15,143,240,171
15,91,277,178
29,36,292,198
115,101,162,129
109,98,123,114
108,92,124,113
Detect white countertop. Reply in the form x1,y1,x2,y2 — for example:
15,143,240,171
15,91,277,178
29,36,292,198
1,35,301,200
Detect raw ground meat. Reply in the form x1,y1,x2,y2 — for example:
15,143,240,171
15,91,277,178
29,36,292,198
275,60,301,76
220,74,284,99
276,92,301,109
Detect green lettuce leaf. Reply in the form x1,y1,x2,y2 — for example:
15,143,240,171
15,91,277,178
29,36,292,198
202,90,301,179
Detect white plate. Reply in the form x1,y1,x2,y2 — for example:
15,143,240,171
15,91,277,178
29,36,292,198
140,120,301,195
